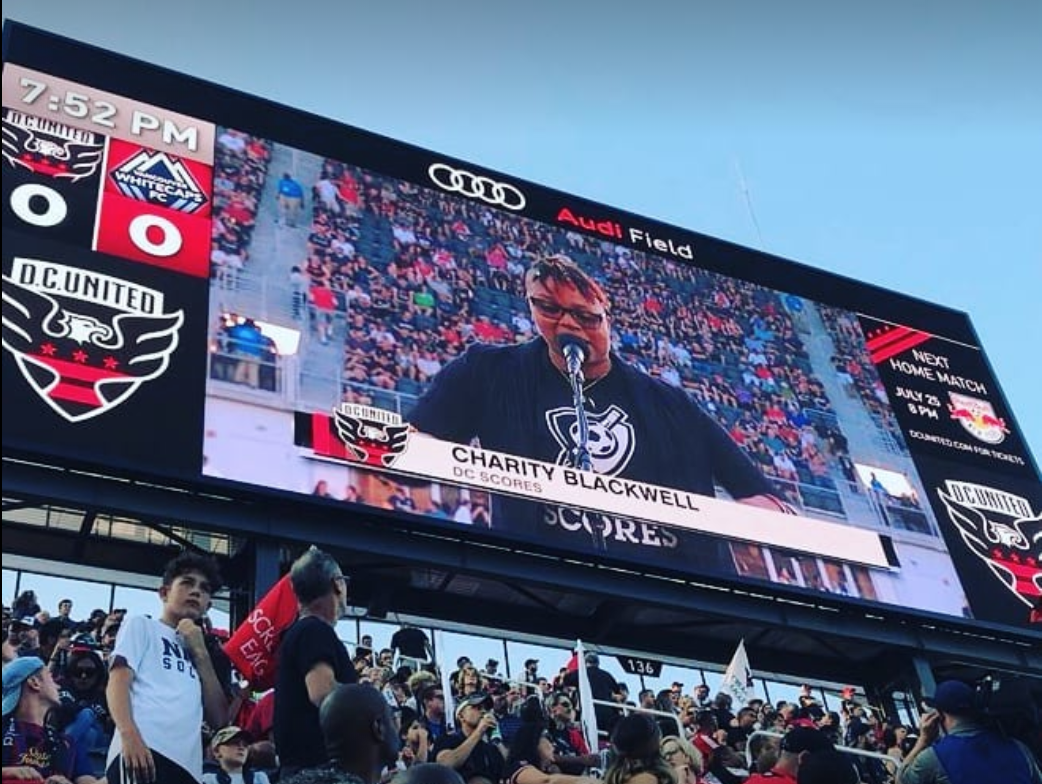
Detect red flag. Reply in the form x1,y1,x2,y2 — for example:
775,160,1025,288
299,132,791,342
223,574,298,690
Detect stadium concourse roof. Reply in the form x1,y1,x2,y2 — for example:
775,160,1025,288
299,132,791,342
4,454,1040,689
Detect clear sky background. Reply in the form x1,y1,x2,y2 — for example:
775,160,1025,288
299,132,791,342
3,1,1038,462
1,1,1038,693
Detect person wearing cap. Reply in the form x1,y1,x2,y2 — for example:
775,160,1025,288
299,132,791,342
280,683,401,784
743,726,833,784
524,659,540,683
203,726,271,784
433,692,506,784
274,548,358,778
106,550,228,784
1,656,102,784
10,616,42,659
898,679,1041,784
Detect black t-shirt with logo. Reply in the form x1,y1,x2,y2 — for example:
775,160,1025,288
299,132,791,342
274,616,357,769
409,338,773,574
432,731,505,783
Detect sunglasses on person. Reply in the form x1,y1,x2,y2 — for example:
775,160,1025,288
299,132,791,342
72,667,98,678
527,297,605,329
555,699,573,709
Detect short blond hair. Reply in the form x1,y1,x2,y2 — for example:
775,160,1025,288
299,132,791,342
661,734,704,775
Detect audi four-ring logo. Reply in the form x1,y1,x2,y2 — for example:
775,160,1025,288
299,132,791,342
427,163,526,211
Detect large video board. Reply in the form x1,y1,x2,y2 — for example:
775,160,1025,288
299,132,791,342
3,22,1039,630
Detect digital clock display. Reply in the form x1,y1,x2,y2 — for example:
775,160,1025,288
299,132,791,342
3,63,214,164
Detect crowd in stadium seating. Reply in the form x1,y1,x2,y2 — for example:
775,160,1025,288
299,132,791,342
817,305,906,450
3,590,921,784
210,128,274,290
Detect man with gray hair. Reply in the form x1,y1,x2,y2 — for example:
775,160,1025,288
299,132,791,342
274,546,358,777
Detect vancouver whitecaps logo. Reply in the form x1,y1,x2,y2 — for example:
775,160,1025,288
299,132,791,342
937,480,1041,609
546,404,635,475
109,149,209,214
2,108,104,182
2,258,184,422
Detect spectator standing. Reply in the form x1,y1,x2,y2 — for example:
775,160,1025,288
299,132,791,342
1,657,101,784
563,653,621,740
277,172,306,227
390,625,433,671
898,680,1042,784
105,551,228,784
274,547,358,777
55,598,77,632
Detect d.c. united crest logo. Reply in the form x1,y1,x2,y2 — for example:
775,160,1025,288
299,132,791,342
333,403,410,468
938,480,1041,610
2,257,183,422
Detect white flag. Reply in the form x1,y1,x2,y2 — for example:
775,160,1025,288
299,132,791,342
718,639,754,704
434,630,457,731
575,640,601,752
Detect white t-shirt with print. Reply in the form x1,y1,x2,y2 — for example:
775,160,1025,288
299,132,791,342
106,614,205,779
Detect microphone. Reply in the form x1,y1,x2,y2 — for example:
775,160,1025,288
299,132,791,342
558,334,588,378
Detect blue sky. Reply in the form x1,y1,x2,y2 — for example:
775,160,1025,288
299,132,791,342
3,1,1037,463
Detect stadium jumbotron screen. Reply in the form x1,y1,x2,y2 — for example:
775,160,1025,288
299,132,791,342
2,21,1038,630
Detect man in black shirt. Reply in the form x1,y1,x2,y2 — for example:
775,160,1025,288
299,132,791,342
562,652,622,740
409,254,790,574
390,625,433,670
433,693,506,784
274,547,358,777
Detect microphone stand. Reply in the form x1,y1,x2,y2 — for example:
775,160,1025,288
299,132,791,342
563,346,605,552
564,352,593,472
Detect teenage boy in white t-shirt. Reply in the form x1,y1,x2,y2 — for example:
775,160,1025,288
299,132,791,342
106,551,228,784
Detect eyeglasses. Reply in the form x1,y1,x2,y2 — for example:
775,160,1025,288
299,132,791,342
528,297,605,329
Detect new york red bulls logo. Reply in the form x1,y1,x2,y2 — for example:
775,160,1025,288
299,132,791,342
938,480,1041,610
947,392,1009,445
333,403,410,468
2,257,183,422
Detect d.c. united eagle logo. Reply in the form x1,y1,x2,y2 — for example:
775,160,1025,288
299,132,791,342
938,480,1041,610
2,257,183,422
333,403,410,468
